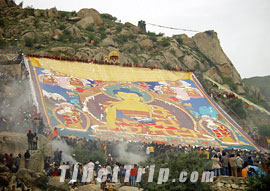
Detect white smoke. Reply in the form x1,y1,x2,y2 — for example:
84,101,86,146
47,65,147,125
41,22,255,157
115,142,147,165
51,139,77,165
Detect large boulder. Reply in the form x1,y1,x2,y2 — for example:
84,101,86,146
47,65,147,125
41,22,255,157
48,7,59,18
51,47,75,56
28,151,44,173
16,168,40,187
192,31,242,84
0,132,52,156
77,184,102,191
77,8,103,25
48,176,69,191
138,39,154,50
117,186,142,191
76,16,95,29
125,22,140,34
101,37,117,47
0,0,16,8
66,25,82,39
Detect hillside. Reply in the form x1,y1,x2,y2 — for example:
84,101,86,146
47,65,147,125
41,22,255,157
0,1,269,137
244,75,270,103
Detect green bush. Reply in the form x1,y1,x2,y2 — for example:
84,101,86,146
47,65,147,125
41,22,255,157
100,14,117,21
130,56,138,64
73,147,106,164
170,49,176,55
227,99,247,119
246,174,270,191
160,37,170,47
59,30,71,42
116,25,123,33
258,125,270,137
100,31,107,40
0,18,7,27
140,152,211,191
88,32,100,46
222,77,237,92
59,11,70,18
176,37,183,45
114,35,128,45
58,23,66,30
86,24,94,32
24,37,34,47
147,32,157,42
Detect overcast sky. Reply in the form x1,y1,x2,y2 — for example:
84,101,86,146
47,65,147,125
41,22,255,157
16,0,270,78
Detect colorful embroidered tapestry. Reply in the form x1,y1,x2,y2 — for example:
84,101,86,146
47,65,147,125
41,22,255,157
26,57,259,150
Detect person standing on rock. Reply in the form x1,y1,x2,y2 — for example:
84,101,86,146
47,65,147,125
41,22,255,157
15,154,21,172
27,130,34,150
32,133,38,150
24,150,30,169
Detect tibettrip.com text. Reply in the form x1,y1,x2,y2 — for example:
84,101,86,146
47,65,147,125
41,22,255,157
59,164,214,184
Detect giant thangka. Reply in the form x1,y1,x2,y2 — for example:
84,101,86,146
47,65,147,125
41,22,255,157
26,57,259,150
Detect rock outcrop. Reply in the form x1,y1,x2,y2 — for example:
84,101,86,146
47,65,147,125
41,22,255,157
77,8,103,25
0,0,16,8
192,31,242,84
210,176,248,191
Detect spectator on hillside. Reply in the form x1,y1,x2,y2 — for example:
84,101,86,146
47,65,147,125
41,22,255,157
236,154,244,177
27,130,33,150
7,154,14,172
130,164,138,186
106,154,113,165
230,154,238,177
212,154,221,176
221,152,229,176
15,154,21,172
24,150,30,169
32,133,38,150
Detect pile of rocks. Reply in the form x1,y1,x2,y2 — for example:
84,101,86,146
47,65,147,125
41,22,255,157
210,176,248,191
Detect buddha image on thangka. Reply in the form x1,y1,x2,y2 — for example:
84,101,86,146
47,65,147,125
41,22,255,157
79,82,213,139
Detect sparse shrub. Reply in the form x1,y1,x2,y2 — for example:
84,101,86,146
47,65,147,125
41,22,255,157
147,32,157,42
176,37,183,45
71,11,77,16
100,31,107,40
73,146,105,164
59,11,69,19
24,6,34,16
116,25,123,33
86,24,94,32
114,35,128,45
160,37,170,47
34,18,39,27
59,29,71,42
130,56,138,64
24,37,34,47
227,99,247,119
100,14,117,21
169,48,176,55
0,18,7,27
98,26,106,32
157,32,164,37
222,77,237,92
58,23,66,30
205,30,215,36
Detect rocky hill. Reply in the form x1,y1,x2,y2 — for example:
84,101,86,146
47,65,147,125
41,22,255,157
0,1,269,135
244,75,270,103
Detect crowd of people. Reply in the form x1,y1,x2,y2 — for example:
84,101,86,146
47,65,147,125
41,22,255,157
26,54,195,72
36,134,270,190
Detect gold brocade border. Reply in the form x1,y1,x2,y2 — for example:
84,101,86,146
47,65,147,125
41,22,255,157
28,57,192,82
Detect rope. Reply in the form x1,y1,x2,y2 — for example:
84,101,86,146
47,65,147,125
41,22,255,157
147,23,201,33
